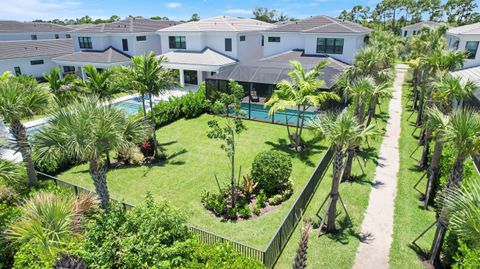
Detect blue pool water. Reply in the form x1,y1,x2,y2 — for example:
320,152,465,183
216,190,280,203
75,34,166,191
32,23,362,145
232,103,318,124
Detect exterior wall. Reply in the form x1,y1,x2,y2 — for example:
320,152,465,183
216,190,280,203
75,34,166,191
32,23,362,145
0,32,71,41
263,32,304,57
159,32,205,53
304,34,365,64
71,34,110,51
71,33,162,56
0,56,57,78
401,28,417,38
237,32,264,62
204,32,238,59
447,33,480,69
134,34,162,55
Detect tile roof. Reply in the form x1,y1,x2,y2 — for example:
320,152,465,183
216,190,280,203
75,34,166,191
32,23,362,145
70,18,178,33
157,16,274,32
448,22,480,35
451,65,480,104
53,47,131,64
0,39,74,60
209,50,347,88
266,15,371,34
0,20,72,33
161,48,237,66
402,21,443,30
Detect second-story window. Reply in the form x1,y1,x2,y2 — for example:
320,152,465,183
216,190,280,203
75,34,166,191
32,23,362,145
55,34,59,39
268,36,280,42
169,36,186,49
225,38,232,52
122,39,129,51
316,38,344,54
240,35,246,41
136,36,147,41
66,34,71,39
466,41,479,59
30,60,44,65
78,37,92,49
404,31,407,37
31,34,37,40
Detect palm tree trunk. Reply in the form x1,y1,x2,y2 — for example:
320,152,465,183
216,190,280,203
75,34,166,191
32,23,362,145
296,106,307,150
358,101,366,123
424,139,443,208
412,68,419,109
148,93,158,157
327,144,343,232
231,129,236,209
448,156,465,188
294,105,301,149
89,159,110,210
416,66,428,126
429,219,448,266
11,120,37,186
285,113,294,146
342,147,355,182
419,127,432,169
141,93,147,120
366,98,377,126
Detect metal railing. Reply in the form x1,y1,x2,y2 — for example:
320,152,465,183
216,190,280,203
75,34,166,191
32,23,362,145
36,147,333,268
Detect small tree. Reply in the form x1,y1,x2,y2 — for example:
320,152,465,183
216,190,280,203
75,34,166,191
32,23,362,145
207,80,246,208
43,67,78,106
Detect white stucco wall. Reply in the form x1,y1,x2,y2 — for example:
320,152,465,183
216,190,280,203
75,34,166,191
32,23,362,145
237,32,264,62
70,33,162,56
304,34,365,64
159,32,205,53
0,56,57,78
263,32,304,57
204,32,238,59
133,34,162,55
0,32,71,41
447,33,480,69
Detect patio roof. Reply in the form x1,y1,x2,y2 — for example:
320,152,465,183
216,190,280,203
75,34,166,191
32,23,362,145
207,50,348,89
53,47,131,65
451,65,480,104
161,48,237,67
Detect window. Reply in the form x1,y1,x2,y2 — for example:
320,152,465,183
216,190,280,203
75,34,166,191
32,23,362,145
63,66,75,73
14,67,21,76
413,30,417,35
404,31,408,37
31,35,37,40
78,37,92,49
55,34,59,39
122,39,128,51
465,41,479,59
240,35,246,42
184,70,198,85
168,36,186,49
316,38,344,54
268,36,280,42
225,38,232,52
30,60,44,65
66,34,71,39
136,36,147,41
261,35,264,46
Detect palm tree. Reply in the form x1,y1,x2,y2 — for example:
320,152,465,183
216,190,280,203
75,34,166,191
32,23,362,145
365,81,392,126
43,67,78,106
33,97,149,209
0,159,21,184
6,192,97,258
308,111,379,232
79,65,122,102
433,75,477,111
266,60,340,151
429,109,480,265
0,79,50,186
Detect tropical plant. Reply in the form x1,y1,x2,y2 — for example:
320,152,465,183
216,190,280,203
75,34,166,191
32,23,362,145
0,79,50,186
77,65,122,102
33,97,149,209
251,150,292,195
309,111,379,232
266,60,340,151
433,75,477,111
43,67,79,106
0,159,21,184
0,71,12,82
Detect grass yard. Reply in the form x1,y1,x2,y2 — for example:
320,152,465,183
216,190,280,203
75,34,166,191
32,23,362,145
273,96,391,268
58,114,328,248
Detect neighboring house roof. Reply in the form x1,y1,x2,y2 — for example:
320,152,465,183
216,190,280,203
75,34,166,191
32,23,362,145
157,16,274,32
53,47,130,64
0,39,74,60
0,20,72,33
402,21,443,30
208,50,347,88
266,15,371,34
161,48,236,66
448,22,480,35
451,65,480,105
69,18,178,33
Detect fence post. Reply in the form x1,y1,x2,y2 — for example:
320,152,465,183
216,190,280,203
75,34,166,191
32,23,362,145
74,186,78,196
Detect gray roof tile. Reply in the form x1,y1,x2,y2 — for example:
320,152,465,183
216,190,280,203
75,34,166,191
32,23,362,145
0,39,74,60
53,47,131,64
402,21,443,30
0,20,72,33
266,15,371,34
70,18,178,33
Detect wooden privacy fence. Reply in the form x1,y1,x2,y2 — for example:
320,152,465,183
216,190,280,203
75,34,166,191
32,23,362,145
36,147,333,268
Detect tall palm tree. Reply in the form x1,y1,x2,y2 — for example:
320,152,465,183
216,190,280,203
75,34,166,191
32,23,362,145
433,75,477,111
0,79,50,186
308,111,379,232
429,109,480,265
43,68,78,106
365,81,392,126
33,97,149,209
266,60,340,151
79,65,122,102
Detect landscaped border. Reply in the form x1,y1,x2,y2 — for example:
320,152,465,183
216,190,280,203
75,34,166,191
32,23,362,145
37,147,333,268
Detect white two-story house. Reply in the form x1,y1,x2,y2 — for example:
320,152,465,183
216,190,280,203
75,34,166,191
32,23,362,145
0,20,73,41
447,22,480,69
52,18,178,79
400,21,443,38
262,15,371,65
157,16,274,87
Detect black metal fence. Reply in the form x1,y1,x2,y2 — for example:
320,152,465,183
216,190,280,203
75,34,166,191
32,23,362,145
36,147,333,268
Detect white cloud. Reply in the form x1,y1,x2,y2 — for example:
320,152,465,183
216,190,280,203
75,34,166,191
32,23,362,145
166,2,182,9
224,9,251,15
1,0,85,20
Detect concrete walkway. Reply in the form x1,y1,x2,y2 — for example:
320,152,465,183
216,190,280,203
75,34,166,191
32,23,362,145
352,64,408,269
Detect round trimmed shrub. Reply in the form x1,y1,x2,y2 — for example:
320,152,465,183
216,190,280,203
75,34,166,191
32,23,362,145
251,151,292,195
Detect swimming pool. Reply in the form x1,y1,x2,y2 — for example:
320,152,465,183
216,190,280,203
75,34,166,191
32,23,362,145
231,103,318,124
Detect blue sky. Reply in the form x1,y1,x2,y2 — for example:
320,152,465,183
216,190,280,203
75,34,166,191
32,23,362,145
2,0,381,21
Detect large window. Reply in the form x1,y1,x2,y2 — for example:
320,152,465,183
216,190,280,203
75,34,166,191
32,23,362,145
268,36,280,42
225,38,232,52
122,39,128,51
136,35,147,41
78,37,92,49
63,66,75,73
316,38,344,54
168,36,186,49
466,41,479,59
30,60,44,65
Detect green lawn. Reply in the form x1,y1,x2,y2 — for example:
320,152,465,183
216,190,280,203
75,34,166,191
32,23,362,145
58,114,328,248
273,98,391,268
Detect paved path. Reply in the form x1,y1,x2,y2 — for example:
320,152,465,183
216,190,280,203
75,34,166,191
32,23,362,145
352,64,408,269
